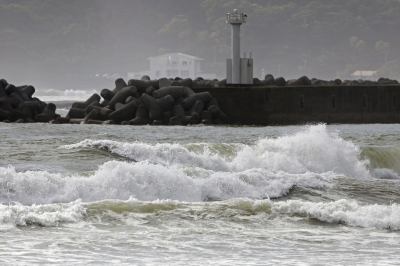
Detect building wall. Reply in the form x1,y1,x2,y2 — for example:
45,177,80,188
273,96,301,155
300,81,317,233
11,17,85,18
193,85,400,125
149,54,198,79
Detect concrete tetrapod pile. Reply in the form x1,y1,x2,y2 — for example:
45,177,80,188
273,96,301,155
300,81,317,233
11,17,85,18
0,79,61,123
64,76,230,126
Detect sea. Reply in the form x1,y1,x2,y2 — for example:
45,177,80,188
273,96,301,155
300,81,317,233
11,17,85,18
1,88,400,265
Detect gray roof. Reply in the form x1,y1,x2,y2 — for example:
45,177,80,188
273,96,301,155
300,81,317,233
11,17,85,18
148,53,204,61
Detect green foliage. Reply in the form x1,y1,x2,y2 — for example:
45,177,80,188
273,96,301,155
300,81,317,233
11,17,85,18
377,60,400,80
338,64,357,80
375,41,390,54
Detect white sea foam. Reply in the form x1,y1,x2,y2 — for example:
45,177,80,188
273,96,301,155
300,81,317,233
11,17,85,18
35,89,99,102
2,124,395,229
0,162,331,205
0,201,86,229
62,124,370,177
270,199,400,230
208,198,400,230
63,89,96,97
1,197,398,231
0,125,384,205
56,108,70,117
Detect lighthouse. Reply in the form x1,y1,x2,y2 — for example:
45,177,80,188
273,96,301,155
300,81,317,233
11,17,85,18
226,9,253,85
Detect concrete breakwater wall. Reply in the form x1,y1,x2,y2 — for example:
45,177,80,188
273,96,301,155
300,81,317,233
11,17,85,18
194,85,400,125
2,75,400,126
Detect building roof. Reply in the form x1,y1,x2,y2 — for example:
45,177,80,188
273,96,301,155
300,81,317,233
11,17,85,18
147,53,204,61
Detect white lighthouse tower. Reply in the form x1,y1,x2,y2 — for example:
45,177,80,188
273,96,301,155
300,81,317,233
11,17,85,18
226,9,253,86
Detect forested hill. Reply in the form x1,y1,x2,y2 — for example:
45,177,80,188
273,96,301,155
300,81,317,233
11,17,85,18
1,0,400,87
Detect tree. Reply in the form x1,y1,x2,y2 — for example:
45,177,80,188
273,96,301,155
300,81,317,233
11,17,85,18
357,40,366,64
376,60,400,80
375,41,390,64
350,36,366,65
350,36,359,64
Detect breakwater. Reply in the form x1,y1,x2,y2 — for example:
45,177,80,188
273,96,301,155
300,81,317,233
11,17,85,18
195,85,400,125
63,77,229,126
0,79,60,123
1,76,400,125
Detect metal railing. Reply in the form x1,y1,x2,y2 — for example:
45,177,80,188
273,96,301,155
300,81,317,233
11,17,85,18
226,12,246,23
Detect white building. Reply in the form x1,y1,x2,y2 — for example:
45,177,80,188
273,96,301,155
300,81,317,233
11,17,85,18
128,53,216,80
351,70,377,80
149,53,204,79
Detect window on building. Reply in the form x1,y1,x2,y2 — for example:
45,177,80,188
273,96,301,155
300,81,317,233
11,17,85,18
393,94,397,108
182,61,188,66
171,56,179,66
362,94,367,109
180,70,190,78
299,95,304,110
166,70,179,77
156,71,161,77
331,95,336,109
166,56,179,66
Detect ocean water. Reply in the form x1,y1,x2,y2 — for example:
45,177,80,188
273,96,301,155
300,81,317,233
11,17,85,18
1,93,400,265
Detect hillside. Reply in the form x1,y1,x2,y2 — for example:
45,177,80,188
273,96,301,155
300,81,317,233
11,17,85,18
1,0,400,87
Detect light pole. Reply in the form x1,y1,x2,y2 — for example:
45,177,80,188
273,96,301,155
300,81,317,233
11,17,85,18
226,9,253,85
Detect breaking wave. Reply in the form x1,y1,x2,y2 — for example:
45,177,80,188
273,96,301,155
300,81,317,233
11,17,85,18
1,124,399,231
1,198,399,231
62,124,370,177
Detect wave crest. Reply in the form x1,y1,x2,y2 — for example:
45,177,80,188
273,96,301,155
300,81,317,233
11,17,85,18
61,124,370,177
0,162,331,205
